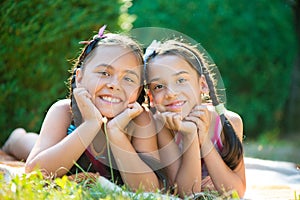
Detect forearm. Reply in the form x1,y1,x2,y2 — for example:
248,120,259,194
202,141,246,197
25,121,100,176
107,128,159,191
175,134,202,196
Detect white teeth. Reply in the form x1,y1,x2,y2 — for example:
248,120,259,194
102,96,121,103
174,102,183,106
172,102,184,106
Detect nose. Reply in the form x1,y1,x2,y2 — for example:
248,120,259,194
165,86,178,99
106,76,121,90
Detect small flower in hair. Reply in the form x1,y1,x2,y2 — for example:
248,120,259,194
98,25,107,39
144,40,161,61
79,25,107,45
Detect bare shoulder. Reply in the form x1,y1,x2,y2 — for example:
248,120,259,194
206,104,244,141
50,99,71,111
225,110,244,141
27,99,72,162
43,99,72,128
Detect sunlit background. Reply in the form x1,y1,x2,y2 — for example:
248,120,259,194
1,0,299,163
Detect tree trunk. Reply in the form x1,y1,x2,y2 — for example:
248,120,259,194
282,0,300,135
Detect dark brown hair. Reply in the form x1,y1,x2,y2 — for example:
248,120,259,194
145,39,243,170
69,32,144,126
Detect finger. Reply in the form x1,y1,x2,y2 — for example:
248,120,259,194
109,103,143,131
154,112,165,122
189,109,210,123
172,114,182,130
184,116,201,127
188,110,204,118
164,113,181,131
74,88,92,100
165,114,174,130
127,102,143,119
192,104,208,111
185,115,209,133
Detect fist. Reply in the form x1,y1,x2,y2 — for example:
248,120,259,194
73,87,103,124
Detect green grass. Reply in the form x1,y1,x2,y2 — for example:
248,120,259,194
0,171,156,200
295,191,300,200
0,170,241,200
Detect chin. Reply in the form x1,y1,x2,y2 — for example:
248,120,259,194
99,110,118,119
103,114,115,119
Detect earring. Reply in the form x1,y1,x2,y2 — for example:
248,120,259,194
201,93,211,103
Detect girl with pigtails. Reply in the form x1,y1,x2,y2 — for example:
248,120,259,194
4,26,166,191
144,39,246,197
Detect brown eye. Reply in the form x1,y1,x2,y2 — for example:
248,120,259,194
176,77,187,84
98,71,110,76
124,76,134,82
153,84,164,90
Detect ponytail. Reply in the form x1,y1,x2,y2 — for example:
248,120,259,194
182,43,243,170
175,42,243,170
202,67,243,170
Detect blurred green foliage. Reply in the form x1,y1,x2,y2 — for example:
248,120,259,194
0,0,297,145
0,0,125,144
129,0,297,137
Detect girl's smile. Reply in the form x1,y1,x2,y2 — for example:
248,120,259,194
100,95,122,104
147,55,204,117
77,45,142,118
165,100,186,112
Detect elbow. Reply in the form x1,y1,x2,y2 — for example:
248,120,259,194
25,160,36,173
148,179,160,192
141,176,160,192
236,173,246,198
217,179,246,198
226,180,246,198
131,174,160,192
25,159,68,177
237,181,246,198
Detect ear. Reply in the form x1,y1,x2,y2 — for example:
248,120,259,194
75,68,83,87
199,75,209,94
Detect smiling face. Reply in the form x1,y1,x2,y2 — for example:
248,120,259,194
147,55,205,118
76,45,142,118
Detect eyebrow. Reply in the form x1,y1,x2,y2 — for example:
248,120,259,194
124,69,140,79
95,64,140,79
174,71,189,76
149,70,189,83
94,63,111,69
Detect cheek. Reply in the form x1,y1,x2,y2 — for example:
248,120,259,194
81,79,99,93
151,92,163,104
127,86,141,103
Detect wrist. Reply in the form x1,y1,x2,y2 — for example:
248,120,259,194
180,121,197,135
182,130,198,141
200,139,214,158
83,119,102,130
